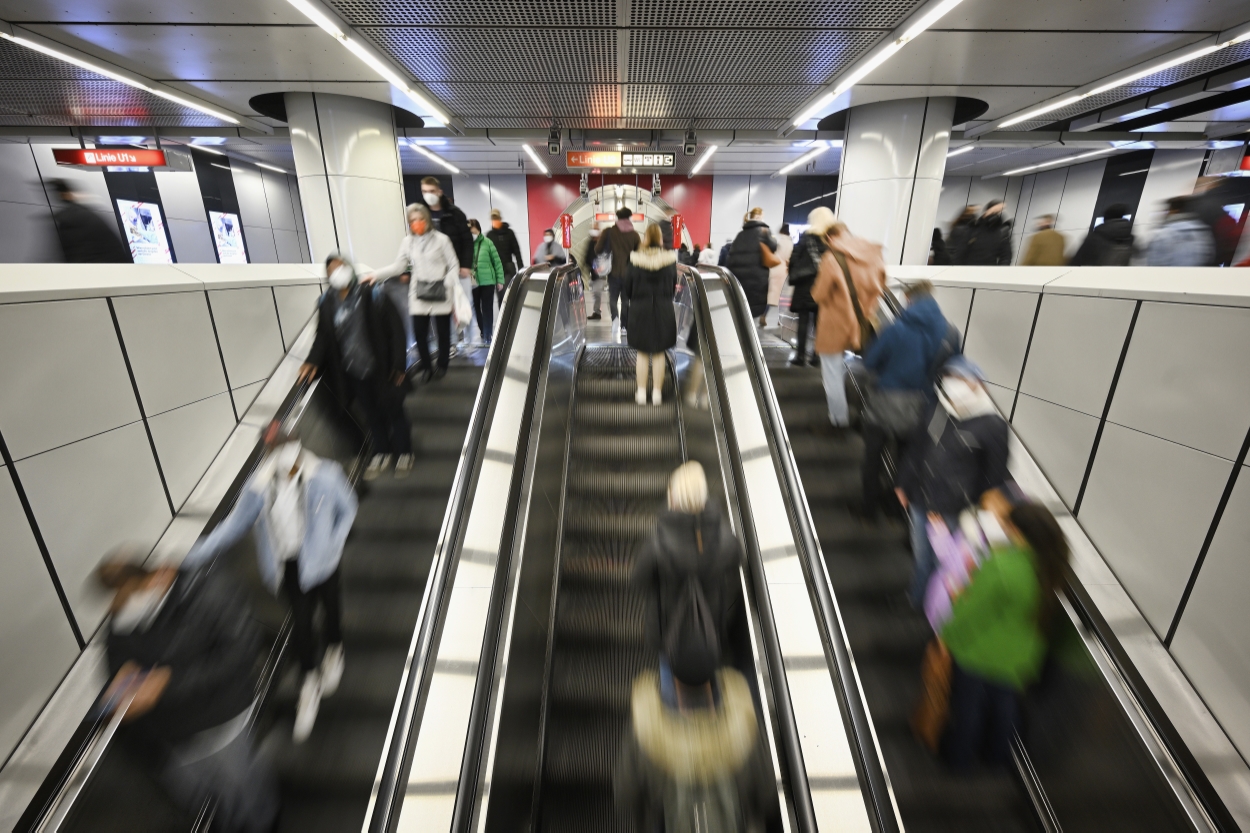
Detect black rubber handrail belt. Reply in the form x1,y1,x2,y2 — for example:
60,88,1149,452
691,265,902,833
364,266,565,833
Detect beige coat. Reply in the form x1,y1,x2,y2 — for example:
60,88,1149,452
1020,228,1067,265
810,232,887,354
767,234,793,306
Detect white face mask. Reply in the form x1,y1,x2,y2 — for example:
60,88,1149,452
112,585,167,634
543,236,554,245
471,231,479,239
422,192,439,207
328,264,354,290
273,441,301,475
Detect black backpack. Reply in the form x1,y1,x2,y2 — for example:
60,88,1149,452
663,529,720,686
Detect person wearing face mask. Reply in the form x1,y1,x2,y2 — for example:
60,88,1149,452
486,208,525,304
582,225,606,320
418,176,474,278
534,227,568,266
371,202,461,381
97,550,278,832
184,422,358,743
301,253,413,478
895,356,1010,608
468,218,505,345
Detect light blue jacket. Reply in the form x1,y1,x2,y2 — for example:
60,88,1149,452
1145,215,1215,267
184,454,357,593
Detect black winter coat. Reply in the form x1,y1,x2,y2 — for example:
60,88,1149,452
432,198,474,270
486,222,525,279
897,404,1010,514
1070,218,1134,266
787,233,825,313
956,214,1013,265
53,202,130,263
726,220,776,316
108,568,260,755
307,283,407,403
632,502,744,658
946,219,975,265
623,247,679,353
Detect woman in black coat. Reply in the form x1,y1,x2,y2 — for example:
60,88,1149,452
624,223,678,406
726,207,777,322
787,225,826,366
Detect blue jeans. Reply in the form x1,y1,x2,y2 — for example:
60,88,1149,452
945,661,1020,770
906,505,959,609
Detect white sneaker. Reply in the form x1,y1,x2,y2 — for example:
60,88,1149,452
635,388,647,406
293,671,321,743
365,454,392,480
320,644,345,697
652,387,663,406
611,320,621,342
394,454,415,477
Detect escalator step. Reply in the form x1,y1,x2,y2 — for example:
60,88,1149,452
571,434,681,460
577,377,638,400
549,646,654,713
563,511,658,540
567,470,668,499
555,587,649,645
575,401,678,427
542,714,628,786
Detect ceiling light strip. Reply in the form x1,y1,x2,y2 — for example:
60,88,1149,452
407,140,460,174
689,145,717,177
283,0,448,126
988,22,1250,133
0,29,242,124
776,143,830,177
792,0,968,126
991,144,1140,178
521,144,549,175
946,144,976,158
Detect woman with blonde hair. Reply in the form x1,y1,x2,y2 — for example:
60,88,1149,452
623,222,679,405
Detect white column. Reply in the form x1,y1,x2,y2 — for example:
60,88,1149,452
836,97,954,265
285,92,406,269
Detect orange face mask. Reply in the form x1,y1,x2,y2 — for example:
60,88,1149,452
491,219,502,229
410,218,427,235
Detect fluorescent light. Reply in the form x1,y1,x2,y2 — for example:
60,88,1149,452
1118,168,1150,176
342,37,408,90
834,41,900,95
794,92,835,127
285,0,344,37
997,145,1125,177
947,144,975,158
399,90,446,126
900,0,965,42
408,141,460,174
257,162,289,174
211,163,232,171
999,94,1084,128
190,144,224,155
0,31,239,124
689,145,717,176
1088,44,1222,96
521,143,549,175
777,143,830,176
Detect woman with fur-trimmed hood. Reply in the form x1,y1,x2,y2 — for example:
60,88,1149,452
623,222,679,406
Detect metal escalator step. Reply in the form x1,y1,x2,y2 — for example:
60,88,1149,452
571,434,681,460
549,646,654,713
577,377,637,400
555,587,648,645
563,510,657,540
539,786,617,833
541,713,629,786
575,401,678,427
567,469,669,499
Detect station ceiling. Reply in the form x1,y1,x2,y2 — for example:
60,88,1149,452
0,0,1247,176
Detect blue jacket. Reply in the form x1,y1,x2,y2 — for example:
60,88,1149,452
864,296,950,391
1145,215,1215,267
184,454,357,593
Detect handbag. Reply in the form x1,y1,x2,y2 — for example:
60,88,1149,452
863,388,927,436
911,638,952,754
416,278,447,302
452,278,472,325
760,241,782,268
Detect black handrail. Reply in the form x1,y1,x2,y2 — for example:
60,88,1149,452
690,264,903,832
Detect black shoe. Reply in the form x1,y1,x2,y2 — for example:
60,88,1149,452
432,366,448,381
588,312,602,320
788,353,805,367
809,355,821,367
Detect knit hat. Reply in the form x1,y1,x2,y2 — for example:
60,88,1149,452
668,461,708,514
807,206,837,236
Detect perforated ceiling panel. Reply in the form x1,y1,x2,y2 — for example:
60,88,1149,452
361,28,618,83
631,0,919,28
629,30,879,85
424,83,621,120
624,84,819,120
327,0,613,26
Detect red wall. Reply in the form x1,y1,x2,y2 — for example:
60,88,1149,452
526,174,714,253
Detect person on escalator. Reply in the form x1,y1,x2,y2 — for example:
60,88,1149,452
596,206,642,339
468,219,505,346
534,228,568,265
487,208,525,304
301,253,413,479
583,225,606,320
786,222,826,367
941,503,1069,770
808,207,887,431
726,206,778,327
97,550,279,832
184,422,357,745
623,222,679,406
895,356,1010,609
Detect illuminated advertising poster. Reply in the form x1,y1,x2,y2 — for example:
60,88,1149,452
210,211,248,264
115,199,173,263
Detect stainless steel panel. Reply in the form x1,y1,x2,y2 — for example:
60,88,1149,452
17,422,172,634
929,284,973,336
0,297,140,460
0,465,82,765
0,144,50,206
233,381,263,414
1019,293,1135,417
1079,423,1232,636
272,284,322,350
1011,393,1099,509
207,286,285,388
230,163,272,232
1054,159,1107,244
962,288,1039,392
273,228,303,264
31,146,113,213
0,199,62,262
966,177,1007,209
147,392,236,508
154,169,209,223
985,381,1015,415
243,225,278,264
111,291,228,416
936,175,972,230
1109,301,1250,462
1170,466,1250,763
261,170,297,231
165,217,217,264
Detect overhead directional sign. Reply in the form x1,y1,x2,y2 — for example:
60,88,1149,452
566,150,677,170
53,148,167,167
621,152,675,169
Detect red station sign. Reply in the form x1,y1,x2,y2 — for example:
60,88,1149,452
53,148,167,167
671,213,684,249
559,213,573,249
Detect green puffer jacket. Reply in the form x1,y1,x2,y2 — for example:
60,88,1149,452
941,544,1045,691
472,234,505,287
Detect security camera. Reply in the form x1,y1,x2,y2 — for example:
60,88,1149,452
684,129,697,156
548,127,561,156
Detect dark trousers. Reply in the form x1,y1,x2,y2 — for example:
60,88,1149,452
282,562,343,673
413,313,452,370
346,374,412,456
945,661,1020,770
609,276,629,326
472,285,495,342
861,423,889,511
795,308,817,358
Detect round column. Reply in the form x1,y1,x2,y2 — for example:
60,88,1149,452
835,97,954,265
285,92,406,268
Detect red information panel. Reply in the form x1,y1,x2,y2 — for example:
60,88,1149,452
594,212,645,223
1241,154,1250,171
559,213,573,248
567,150,622,169
53,148,166,167
671,213,683,249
